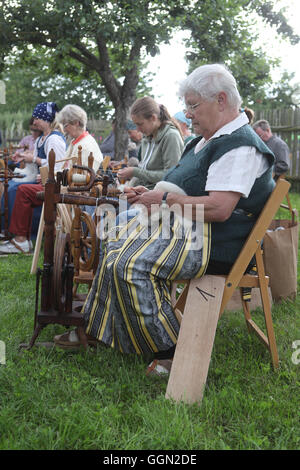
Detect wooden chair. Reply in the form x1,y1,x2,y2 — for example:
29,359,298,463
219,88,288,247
166,178,291,405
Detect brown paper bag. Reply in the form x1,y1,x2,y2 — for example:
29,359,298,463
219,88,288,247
263,205,298,302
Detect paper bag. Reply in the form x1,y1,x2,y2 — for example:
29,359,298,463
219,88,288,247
263,206,298,302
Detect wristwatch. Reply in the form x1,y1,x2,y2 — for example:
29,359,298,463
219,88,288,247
161,192,169,208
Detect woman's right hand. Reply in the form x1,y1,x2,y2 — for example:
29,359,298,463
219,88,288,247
123,185,148,205
11,152,23,163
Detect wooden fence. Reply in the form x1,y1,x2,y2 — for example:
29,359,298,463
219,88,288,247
0,117,112,149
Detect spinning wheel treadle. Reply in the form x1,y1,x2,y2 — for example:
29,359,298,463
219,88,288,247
70,210,98,273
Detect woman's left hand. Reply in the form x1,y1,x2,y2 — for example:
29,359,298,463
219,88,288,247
137,190,164,214
21,151,34,163
117,167,134,181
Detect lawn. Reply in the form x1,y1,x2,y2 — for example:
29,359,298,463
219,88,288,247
0,194,299,451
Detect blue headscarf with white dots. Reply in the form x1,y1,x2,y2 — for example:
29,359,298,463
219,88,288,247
32,102,59,122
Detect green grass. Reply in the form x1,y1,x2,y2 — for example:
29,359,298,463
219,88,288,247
0,195,300,450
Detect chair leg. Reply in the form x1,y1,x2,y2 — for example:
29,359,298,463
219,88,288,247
255,249,279,369
241,250,279,369
240,288,253,334
171,281,189,325
166,275,225,404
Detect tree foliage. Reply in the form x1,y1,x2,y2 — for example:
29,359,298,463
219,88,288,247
181,0,299,106
0,0,299,157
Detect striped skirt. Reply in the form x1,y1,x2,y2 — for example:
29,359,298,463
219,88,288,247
83,214,211,355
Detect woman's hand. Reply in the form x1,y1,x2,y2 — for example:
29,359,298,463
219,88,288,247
117,167,134,181
135,190,164,214
123,185,148,205
11,152,24,163
17,151,35,164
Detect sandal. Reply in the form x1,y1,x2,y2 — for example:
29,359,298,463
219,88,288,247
146,359,173,377
54,329,99,350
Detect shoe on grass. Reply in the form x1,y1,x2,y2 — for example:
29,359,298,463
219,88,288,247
54,329,100,350
146,359,173,377
0,238,32,254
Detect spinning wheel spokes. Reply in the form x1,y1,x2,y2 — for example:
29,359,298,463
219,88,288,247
53,231,73,313
70,210,98,273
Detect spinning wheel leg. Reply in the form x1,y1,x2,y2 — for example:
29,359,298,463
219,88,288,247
77,326,88,349
27,323,45,349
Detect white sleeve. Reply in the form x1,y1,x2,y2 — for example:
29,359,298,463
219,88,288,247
42,134,66,172
80,136,103,171
205,146,270,198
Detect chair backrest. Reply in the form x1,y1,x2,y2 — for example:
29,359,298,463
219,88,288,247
220,178,290,313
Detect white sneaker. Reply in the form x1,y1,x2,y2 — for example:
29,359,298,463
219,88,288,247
0,239,31,254
0,238,33,249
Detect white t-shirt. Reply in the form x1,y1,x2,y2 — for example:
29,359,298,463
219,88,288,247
194,112,270,198
64,133,103,171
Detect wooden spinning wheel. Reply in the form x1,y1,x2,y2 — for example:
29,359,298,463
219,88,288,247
70,209,99,273
25,149,119,350
53,230,73,313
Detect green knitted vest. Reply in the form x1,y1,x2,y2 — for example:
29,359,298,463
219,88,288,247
164,124,275,264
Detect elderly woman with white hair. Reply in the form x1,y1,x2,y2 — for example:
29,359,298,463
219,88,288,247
54,64,275,376
57,104,103,171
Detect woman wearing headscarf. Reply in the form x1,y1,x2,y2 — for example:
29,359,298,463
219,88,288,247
0,102,66,254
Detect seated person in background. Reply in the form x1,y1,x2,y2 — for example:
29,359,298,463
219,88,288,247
126,119,143,159
109,120,142,169
100,119,115,158
0,102,66,254
54,64,275,377
117,96,184,189
0,118,43,234
57,104,103,171
173,111,195,144
10,116,43,172
253,119,290,179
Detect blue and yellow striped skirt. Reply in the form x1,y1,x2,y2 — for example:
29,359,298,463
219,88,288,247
83,214,211,355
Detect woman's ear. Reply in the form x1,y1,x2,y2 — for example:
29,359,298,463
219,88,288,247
217,92,227,110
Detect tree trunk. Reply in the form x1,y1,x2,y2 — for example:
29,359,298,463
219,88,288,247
114,105,129,161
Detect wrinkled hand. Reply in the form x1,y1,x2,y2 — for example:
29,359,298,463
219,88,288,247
136,190,164,214
123,185,148,205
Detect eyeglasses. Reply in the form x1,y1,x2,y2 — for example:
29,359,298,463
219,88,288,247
63,123,70,129
183,102,202,114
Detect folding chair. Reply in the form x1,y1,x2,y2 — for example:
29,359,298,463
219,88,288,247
166,178,291,405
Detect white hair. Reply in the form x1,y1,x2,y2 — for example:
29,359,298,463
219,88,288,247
57,104,87,129
179,64,242,110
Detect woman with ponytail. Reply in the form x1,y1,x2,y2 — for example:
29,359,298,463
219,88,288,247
117,96,183,189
